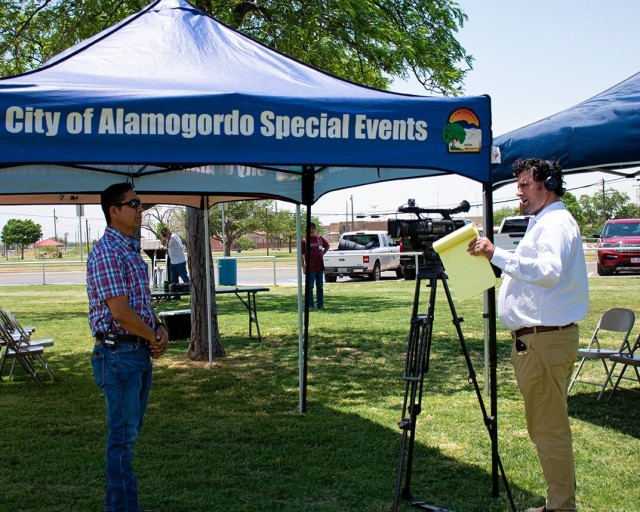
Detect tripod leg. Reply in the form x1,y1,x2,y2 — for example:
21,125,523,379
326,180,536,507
393,275,437,511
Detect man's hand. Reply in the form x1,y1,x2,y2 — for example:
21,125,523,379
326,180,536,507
467,236,495,260
149,324,168,359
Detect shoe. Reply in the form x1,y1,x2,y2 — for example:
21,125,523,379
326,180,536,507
524,507,553,512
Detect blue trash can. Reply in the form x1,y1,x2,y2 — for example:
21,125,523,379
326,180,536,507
218,258,237,286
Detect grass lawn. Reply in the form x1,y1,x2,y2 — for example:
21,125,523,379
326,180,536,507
0,277,639,512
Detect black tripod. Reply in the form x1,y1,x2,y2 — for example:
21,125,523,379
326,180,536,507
391,267,515,512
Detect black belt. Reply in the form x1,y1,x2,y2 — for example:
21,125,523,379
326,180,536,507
513,323,576,338
96,332,145,344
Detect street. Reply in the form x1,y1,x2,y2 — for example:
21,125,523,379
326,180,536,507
0,264,301,287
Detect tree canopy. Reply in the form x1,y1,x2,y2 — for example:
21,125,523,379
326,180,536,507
578,188,638,234
0,0,472,96
1,218,42,258
489,187,637,238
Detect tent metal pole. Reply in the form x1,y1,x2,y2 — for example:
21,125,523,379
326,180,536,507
483,183,499,496
300,166,315,413
203,196,213,368
301,206,312,413
296,205,304,413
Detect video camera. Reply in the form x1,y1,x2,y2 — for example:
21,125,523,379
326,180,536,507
387,199,470,276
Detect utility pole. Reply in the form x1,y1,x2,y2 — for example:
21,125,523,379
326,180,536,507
602,178,606,224
350,194,354,230
77,204,84,262
86,219,90,254
219,203,227,256
53,209,58,239
265,207,269,256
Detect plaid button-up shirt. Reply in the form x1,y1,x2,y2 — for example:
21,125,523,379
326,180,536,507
87,227,154,336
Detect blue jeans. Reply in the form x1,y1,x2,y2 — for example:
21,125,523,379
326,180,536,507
92,341,153,512
169,261,189,284
306,270,325,309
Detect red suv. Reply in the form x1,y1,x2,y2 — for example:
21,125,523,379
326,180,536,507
594,219,640,276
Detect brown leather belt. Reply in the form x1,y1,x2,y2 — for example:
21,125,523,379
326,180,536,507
513,323,576,339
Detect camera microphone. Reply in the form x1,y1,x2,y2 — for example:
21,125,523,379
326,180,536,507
448,200,471,215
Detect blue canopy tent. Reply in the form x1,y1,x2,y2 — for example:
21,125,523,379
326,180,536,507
493,70,640,187
0,0,492,205
0,0,502,497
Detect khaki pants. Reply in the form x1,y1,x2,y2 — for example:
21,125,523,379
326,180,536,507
511,325,579,512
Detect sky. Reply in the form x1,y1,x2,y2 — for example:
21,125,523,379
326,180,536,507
2,0,639,241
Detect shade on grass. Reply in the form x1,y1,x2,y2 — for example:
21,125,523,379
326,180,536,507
0,279,638,511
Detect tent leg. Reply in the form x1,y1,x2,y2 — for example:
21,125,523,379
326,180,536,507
301,207,312,413
296,205,304,413
203,196,213,368
483,183,499,497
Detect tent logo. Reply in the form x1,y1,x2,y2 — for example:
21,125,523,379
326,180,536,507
443,108,482,153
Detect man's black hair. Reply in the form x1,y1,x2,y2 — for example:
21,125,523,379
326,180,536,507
101,182,133,224
513,158,565,197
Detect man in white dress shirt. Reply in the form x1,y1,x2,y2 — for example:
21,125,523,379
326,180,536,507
468,158,589,512
160,227,189,285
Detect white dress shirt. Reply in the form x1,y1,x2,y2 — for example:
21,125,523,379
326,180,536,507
490,201,589,331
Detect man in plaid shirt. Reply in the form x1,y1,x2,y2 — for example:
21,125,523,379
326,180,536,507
87,182,168,512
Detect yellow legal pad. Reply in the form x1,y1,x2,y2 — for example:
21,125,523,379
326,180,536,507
432,223,496,301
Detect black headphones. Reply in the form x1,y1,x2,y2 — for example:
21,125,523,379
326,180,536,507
543,160,559,192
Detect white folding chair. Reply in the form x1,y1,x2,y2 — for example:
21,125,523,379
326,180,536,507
568,308,635,400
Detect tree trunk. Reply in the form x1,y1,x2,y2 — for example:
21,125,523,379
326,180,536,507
186,207,225,360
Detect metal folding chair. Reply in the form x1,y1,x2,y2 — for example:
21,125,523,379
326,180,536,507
0,307,54,385
568,307,635,399
0,320,46,386
605,333,640,402
0,309,54,350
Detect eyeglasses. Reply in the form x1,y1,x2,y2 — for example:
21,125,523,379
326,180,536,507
113,198,141,209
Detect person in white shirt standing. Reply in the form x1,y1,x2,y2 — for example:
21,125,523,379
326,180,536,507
468,158,589,512
160,227,189,285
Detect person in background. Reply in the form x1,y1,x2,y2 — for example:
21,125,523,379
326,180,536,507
467,158,588,512
160,226,189,284
301,222,330,310
87,182,168,512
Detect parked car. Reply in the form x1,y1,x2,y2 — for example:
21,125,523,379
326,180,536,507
493,215,532,251
323,231,402,282
593,219,640,276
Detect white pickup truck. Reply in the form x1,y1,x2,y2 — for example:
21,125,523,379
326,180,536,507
323,231,403,282
493,215,531,251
